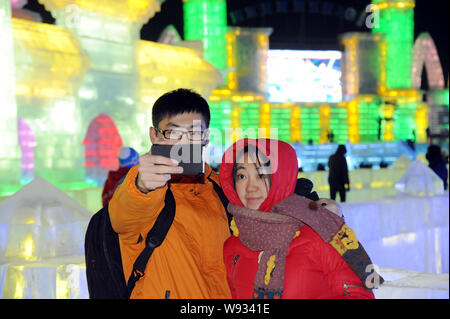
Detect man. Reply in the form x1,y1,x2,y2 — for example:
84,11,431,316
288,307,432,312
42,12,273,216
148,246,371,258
101,146,139,207
328,144,350,202
109,89,231,298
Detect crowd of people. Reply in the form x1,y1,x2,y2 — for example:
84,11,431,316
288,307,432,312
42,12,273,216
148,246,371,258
91,88,446,300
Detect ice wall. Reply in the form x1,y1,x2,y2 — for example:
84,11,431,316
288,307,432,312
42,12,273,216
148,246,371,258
5,0,222,190
0,0,21,194
13,18,90,189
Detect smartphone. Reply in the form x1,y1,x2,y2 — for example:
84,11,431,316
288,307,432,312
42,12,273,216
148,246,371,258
151,144,205,175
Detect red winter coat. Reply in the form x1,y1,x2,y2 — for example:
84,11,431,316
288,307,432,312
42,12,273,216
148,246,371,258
224,226,374,299
220,139,374,299
101,166,131,206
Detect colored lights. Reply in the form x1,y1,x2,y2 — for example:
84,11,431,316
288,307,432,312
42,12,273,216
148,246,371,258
412,32,445,90
183,0,228,83
137,40,222,101
1,0,441,198
82,114,123,186
0,0,22,192
372,1,415,10
372,0,415,90
12,18,90,99
225,27,272,93
38,0,163,24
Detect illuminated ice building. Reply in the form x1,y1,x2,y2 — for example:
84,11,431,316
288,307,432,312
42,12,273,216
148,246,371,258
0,0,449,195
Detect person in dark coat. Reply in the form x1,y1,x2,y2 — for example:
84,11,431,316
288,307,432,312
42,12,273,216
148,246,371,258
101,147,139,206
426,144,448,190
328,145,350,202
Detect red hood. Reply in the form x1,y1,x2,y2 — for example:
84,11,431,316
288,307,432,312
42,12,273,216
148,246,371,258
219,139,298,212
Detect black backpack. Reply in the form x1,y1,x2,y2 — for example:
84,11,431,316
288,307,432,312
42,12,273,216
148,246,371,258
84,177,230,299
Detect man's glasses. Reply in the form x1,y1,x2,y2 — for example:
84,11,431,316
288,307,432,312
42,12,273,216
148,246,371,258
155,127,206,141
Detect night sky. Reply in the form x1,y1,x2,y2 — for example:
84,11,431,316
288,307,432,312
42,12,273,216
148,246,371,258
21,0,449,86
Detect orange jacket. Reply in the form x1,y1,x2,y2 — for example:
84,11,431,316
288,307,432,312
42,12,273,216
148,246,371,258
109,164,231,299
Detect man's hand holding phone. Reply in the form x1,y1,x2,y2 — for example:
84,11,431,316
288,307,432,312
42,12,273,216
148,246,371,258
136,153,183,193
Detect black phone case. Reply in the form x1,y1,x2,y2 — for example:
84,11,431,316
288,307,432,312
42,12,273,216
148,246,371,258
151,144,205,175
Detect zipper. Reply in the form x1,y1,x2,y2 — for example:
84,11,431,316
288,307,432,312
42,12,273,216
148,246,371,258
343,283,365,296
232,255,240,289
165,290,171,299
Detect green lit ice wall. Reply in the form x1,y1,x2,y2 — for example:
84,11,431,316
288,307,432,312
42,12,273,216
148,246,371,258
358,99,381,142
329,107,349,144
394,101,418,140
300,107,321,144
208,100,233,146
183,0,227,80
372,0,415,90
271,107,292,142
239,102,261,135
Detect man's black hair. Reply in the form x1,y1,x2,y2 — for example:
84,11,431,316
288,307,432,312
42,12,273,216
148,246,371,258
152,88,211,128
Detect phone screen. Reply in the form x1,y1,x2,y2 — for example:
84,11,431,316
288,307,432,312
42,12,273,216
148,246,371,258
151,144,205,175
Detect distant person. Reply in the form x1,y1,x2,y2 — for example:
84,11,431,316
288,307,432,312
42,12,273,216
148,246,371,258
327,130,335,143
101,147,139,206
426,144,448,190
328,145,350,202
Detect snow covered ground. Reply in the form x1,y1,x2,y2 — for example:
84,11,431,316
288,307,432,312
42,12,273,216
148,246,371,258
375,268,449,299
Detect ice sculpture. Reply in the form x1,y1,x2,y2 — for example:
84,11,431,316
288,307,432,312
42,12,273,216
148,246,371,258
340,32,385,99
392,154,413,169
412,32,445,90
2,0,223,192
1,0,440,195
0,0,21,195
395,160,445,196
17,118,37,185
372,0,415,90
0,176,91,298
226,27,272,94
183,0,228,81
12,17,91,189
0,176,91,261
83,114,123,186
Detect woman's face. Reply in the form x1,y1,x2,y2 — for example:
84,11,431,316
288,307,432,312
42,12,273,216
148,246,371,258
234,152,270,210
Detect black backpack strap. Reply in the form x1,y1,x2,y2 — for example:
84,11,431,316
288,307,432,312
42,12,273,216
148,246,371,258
207,176,232,226
126,185,176,298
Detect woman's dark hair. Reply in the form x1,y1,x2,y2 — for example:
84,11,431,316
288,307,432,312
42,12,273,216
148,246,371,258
232,145,271,191
152,88,211,128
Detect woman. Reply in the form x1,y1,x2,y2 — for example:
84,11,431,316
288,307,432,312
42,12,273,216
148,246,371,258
219,138,380,299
